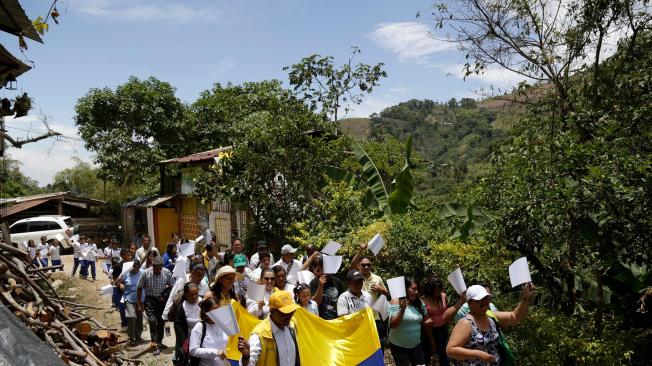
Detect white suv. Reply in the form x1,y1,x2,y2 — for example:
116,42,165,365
10,216,78,249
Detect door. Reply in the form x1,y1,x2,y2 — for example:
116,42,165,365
156,208,179,253
213,212,230,251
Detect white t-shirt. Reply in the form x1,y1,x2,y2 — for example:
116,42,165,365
272,259,302,285
49,245,61,261
189,322,229,366
73,241,81,259
249,252,274,270
36,243,49,258
182,300,201,332
86,243,98,261
336,289,373,316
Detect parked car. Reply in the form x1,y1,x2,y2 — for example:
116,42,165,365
9,216,79,249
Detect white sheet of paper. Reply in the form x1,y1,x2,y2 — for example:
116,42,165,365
179,241,195,257
367,233,385,256
509,257,532,287
372,294,389,320
120,261,134,276
447,267,467,294
247,283,266,302
173,258,187,279
297,270,315,285
100,284,113,296
204,229,212,244
195,235,204,243
207,304,239,336
71,234,80,242
322,255,343,274
387,276,406,299
320,240,341,256
39,247,48,256
55,233,65,242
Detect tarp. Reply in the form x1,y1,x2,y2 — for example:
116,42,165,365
0,304,65,366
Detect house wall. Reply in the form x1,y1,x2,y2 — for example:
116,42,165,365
180,197,199,240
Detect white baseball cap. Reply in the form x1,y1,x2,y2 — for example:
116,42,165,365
281,244,298,255
466,285,492,301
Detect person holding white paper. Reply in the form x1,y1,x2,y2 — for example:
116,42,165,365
447,283,535,365
454,283,499,322
85,236,98,282
162,264,209,321
189,297,229,366
246,268,278,319
308,256,344,320
388,277,428,366
421,277,466,366
238,290,301,366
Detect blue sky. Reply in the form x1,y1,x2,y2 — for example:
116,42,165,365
4,0,523,185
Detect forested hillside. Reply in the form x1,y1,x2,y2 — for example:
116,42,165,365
342,97,507,199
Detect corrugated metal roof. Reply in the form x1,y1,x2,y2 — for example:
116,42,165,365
121,195,155,208
1,192,105,206
0,43,30,86
160,146,232,165
145,194,177,207
0,0,42,42
0,198,49,218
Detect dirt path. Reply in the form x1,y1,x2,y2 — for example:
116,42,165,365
58,254,174,366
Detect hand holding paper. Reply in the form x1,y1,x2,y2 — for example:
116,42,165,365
207,303,239,336
447,268,467,294
120,261,134,276
509,257,532,288
320,240,341,256
367,233,385,256
387,276,406,299
247,283,266,302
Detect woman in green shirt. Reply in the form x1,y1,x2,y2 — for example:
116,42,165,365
388,277,429,366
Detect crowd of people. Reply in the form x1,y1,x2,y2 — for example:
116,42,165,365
36,232,533,366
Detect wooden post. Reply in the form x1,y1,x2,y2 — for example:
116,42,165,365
58,199,63,216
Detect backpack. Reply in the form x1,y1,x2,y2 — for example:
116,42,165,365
188,321,207,366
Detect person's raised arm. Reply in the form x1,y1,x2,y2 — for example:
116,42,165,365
495,282,535,328
348,242,368,272
300,251,319,271
447,319,495,363
442,292,466,324
311,276,327,305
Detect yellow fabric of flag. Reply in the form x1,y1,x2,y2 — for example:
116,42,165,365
225,301,381,366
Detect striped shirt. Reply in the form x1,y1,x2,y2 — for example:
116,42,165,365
137,267,174,297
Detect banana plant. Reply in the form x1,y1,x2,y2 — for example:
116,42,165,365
437,203,495,241
325,135,416,215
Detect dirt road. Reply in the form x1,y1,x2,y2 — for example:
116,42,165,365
58,254,174,366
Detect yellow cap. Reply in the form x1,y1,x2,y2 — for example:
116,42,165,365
269,290,300,314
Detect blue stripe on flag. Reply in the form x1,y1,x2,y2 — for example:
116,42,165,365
357,348,384,366
228,359,239,366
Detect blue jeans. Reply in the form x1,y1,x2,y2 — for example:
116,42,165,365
39,258,48,268
72,257,80,275
31,258,40,267
86,261,96,280
112,287,127,327
80,260,89,277
51,259,63,272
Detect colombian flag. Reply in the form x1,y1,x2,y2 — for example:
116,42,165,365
226,300,384,365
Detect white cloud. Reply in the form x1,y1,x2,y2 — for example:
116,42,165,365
74,0,221,23
208,58,237,77
369,22,455,63
443,64,528,90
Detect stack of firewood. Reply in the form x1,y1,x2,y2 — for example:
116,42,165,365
0,242,139,366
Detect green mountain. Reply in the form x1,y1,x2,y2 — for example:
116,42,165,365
341,97,507,199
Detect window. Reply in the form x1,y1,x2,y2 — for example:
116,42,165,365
10,223,28,234
63,218,75,228
27,221,52,232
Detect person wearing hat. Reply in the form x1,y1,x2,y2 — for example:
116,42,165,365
205,265,238,306
238,290,301,366
337,270,373,317
137,255,175,355
447,283,534,365
233,254,252,306
249,240,274,270
273,245,302,285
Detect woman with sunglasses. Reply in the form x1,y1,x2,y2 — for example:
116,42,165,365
246,268,278,319
388,277,428,366
447,283,534,365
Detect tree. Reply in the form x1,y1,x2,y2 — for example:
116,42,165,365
284,47,387,126
75,76,191,185
51,158,97,196
0,157,40,198
193,81,345,241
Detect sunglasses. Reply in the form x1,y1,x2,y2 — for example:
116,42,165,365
263,277,275,281
360,263,372,268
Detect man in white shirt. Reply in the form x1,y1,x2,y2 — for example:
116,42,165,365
135,234,159,263
273,245,302,285
248,251,272,282
238,290,300,366
249,241,274,270
337,270,373,317
71,237,82,276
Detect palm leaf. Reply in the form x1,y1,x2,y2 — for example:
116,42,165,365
352,140,390,214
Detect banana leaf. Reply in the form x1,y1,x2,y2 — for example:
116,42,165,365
352,140,390,215
388,134,416,214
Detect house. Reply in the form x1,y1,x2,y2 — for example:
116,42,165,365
121,147,250,253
